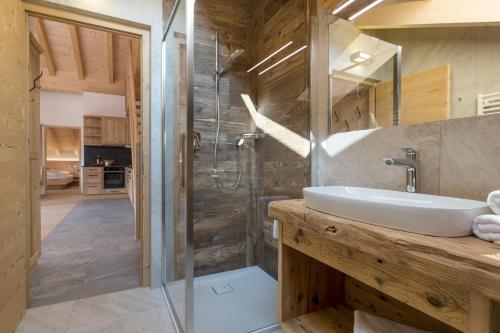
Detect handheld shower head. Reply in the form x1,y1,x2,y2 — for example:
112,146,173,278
219,49,245,76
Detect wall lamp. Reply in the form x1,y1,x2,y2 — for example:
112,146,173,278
350,51,372,64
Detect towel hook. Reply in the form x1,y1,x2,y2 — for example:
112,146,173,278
344,120,350,132
334,111,340,123
355,106,362,119
29,72,43,92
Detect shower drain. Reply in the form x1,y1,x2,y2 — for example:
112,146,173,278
211,282,234,295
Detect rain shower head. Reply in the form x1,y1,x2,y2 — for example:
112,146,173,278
219,49,245,76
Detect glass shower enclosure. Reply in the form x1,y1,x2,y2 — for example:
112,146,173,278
162,0,311,332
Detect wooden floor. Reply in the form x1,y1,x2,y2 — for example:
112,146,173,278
31,193,140,307
41,190,81,240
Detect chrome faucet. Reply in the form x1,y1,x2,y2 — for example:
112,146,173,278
383,148,419,193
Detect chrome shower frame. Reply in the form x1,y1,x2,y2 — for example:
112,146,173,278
161,0,194,332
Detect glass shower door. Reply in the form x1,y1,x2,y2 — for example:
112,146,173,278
162,0,193,331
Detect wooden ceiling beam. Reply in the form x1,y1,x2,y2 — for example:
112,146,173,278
68,24,84,80
106,32,114,84
34,17,56,76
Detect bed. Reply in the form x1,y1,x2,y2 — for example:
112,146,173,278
46,169,74,189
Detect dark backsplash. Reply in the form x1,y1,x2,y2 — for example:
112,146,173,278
83,146,132,166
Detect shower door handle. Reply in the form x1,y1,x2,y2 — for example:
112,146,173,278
179,133,185,188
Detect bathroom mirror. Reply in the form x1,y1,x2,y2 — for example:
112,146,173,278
328,17,500,134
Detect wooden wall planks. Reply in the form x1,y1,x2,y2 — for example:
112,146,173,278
0,0,28,331
375,64,452,127
28,34,43,269
30,17,140,96
162,0,311,278
250,0,311,278
192,0,252,277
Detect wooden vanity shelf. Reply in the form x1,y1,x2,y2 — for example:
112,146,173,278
270,200,500,333
281,305,354,333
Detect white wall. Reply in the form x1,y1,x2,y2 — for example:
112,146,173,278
83,92,126,118
41,91,125,128
40,91,84,128
43,0,163,288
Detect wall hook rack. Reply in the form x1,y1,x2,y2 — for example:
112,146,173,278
29,72,43,92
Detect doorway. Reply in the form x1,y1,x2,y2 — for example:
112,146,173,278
24,2,152,308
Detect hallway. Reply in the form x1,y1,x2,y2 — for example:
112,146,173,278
31,195,140,307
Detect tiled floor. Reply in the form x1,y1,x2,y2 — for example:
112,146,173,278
31,195,140,307
16,288,175,333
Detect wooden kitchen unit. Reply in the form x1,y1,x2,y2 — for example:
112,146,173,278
83,115,130,146
269,200,500,333
82,166,128,195
82,167,103,195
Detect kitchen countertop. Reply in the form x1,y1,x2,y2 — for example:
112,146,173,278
81,165,132,168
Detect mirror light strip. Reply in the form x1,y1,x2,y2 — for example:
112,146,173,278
258,45,308,75
247,41,294,73
349,0,386,21
332,0,357,15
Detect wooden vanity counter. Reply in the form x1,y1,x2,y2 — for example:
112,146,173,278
269,199,500,333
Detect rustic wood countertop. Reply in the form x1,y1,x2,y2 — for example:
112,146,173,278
269,199,500,301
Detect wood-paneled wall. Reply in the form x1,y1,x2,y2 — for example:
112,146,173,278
0,0,28,331
28,35,42,269
163,0,311,278
249,0,311,278
192,0,252,277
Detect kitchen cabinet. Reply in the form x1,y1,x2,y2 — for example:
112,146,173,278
125,121,131,146
83,116,103,145
102,117,127,145
84,116,129,146
83,167,103,195
82,167,129,195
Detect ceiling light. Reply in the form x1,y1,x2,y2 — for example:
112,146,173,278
247,41,293,73
350,51,372,63
332,0,357,15
349,0,386,21
259,45,308,75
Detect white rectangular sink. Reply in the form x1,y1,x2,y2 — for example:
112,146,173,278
303,186,492,237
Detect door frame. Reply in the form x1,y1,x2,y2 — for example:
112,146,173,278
22,1,153,305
